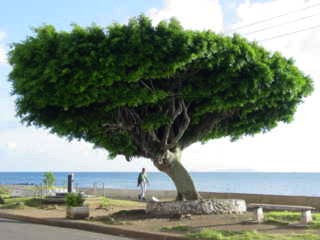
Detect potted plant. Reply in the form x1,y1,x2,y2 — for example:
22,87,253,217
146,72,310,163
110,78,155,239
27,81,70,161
65,193,89,219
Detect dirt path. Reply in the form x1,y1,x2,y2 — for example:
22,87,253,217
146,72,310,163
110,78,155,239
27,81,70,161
0,201,319,236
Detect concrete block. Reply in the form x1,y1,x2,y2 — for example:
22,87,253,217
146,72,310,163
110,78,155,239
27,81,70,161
254,207,264,223
300,210,312,224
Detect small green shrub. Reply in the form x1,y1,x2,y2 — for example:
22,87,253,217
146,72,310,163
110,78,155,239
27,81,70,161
0,201,25,209
0,194,10,199
0,197,43,209
65,193,85,207
43,172,56,188
24,198,43,208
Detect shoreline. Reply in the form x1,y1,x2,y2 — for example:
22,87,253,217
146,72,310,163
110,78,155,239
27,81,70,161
1,172,320,197
2,183,320,197
2,184,320,210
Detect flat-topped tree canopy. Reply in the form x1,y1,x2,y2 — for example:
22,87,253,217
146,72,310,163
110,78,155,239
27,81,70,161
9,15,313,200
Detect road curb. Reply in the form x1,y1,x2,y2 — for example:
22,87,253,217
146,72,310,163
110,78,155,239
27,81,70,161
0,212,189,240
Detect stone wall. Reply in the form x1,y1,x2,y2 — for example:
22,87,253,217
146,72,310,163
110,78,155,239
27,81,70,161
81,187,320,210
200,192,320,210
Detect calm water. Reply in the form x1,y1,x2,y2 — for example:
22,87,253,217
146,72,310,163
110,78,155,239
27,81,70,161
0,172,319,196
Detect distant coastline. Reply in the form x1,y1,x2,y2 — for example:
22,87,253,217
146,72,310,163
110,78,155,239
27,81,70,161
1,172,320,196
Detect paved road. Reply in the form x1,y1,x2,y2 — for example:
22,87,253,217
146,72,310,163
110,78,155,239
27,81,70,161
0,218,133,240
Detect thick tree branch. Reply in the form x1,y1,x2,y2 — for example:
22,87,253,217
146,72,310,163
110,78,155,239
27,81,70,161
161,99,172,146
161,97,185,148
179,110,237,149
102,106,163,159
167,99,190,149
101,99,192,161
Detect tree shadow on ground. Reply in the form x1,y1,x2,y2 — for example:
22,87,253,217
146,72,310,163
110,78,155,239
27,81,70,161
93,208,189,223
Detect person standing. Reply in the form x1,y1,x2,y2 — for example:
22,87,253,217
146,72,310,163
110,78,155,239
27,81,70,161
137,168,149,200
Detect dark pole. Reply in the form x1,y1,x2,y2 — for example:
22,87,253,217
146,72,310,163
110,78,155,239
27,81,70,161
67,173,74,193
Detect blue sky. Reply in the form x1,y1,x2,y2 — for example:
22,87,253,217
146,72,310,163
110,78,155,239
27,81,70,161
0,0,319,172
0,0,162,37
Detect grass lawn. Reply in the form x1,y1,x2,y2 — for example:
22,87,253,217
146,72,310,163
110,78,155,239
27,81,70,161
161,211,320,240
85,196,145,208
161,224,320,240
161,225,193,232
0,186,10,199
188,229,320,240
0,197,42,209
2,196,320,239
0,195,143,210
265,211,320,229
0,186,9,194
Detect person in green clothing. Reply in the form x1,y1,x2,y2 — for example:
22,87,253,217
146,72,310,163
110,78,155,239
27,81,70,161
137,168,150,200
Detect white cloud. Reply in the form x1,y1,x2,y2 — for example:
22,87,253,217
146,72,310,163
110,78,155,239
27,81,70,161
0,31,7,65
0,126,156,172
179,0,320,172
143,0,320,172
232,0,320,76
232,0,320,120
0,48,6,65
6,142,17,151
148,0,224,32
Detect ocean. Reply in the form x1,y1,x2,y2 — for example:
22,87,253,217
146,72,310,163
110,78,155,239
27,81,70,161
0,172,319,196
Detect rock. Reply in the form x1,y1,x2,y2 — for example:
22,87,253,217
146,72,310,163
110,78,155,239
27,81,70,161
183,213,192,220
146,199,246,216
104,216,116,224
151,196,160,202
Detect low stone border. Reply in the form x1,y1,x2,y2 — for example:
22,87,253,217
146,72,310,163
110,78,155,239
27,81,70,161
0,212,188,240
80,187,320,211
147,199,247,216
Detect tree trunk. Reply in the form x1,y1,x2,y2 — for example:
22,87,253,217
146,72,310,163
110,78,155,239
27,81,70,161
154,148,201,201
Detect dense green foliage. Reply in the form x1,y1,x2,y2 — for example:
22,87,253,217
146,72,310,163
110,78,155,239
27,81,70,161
43,172,56,187
65,193,84,207
0,197,43,209
9,15,313,160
